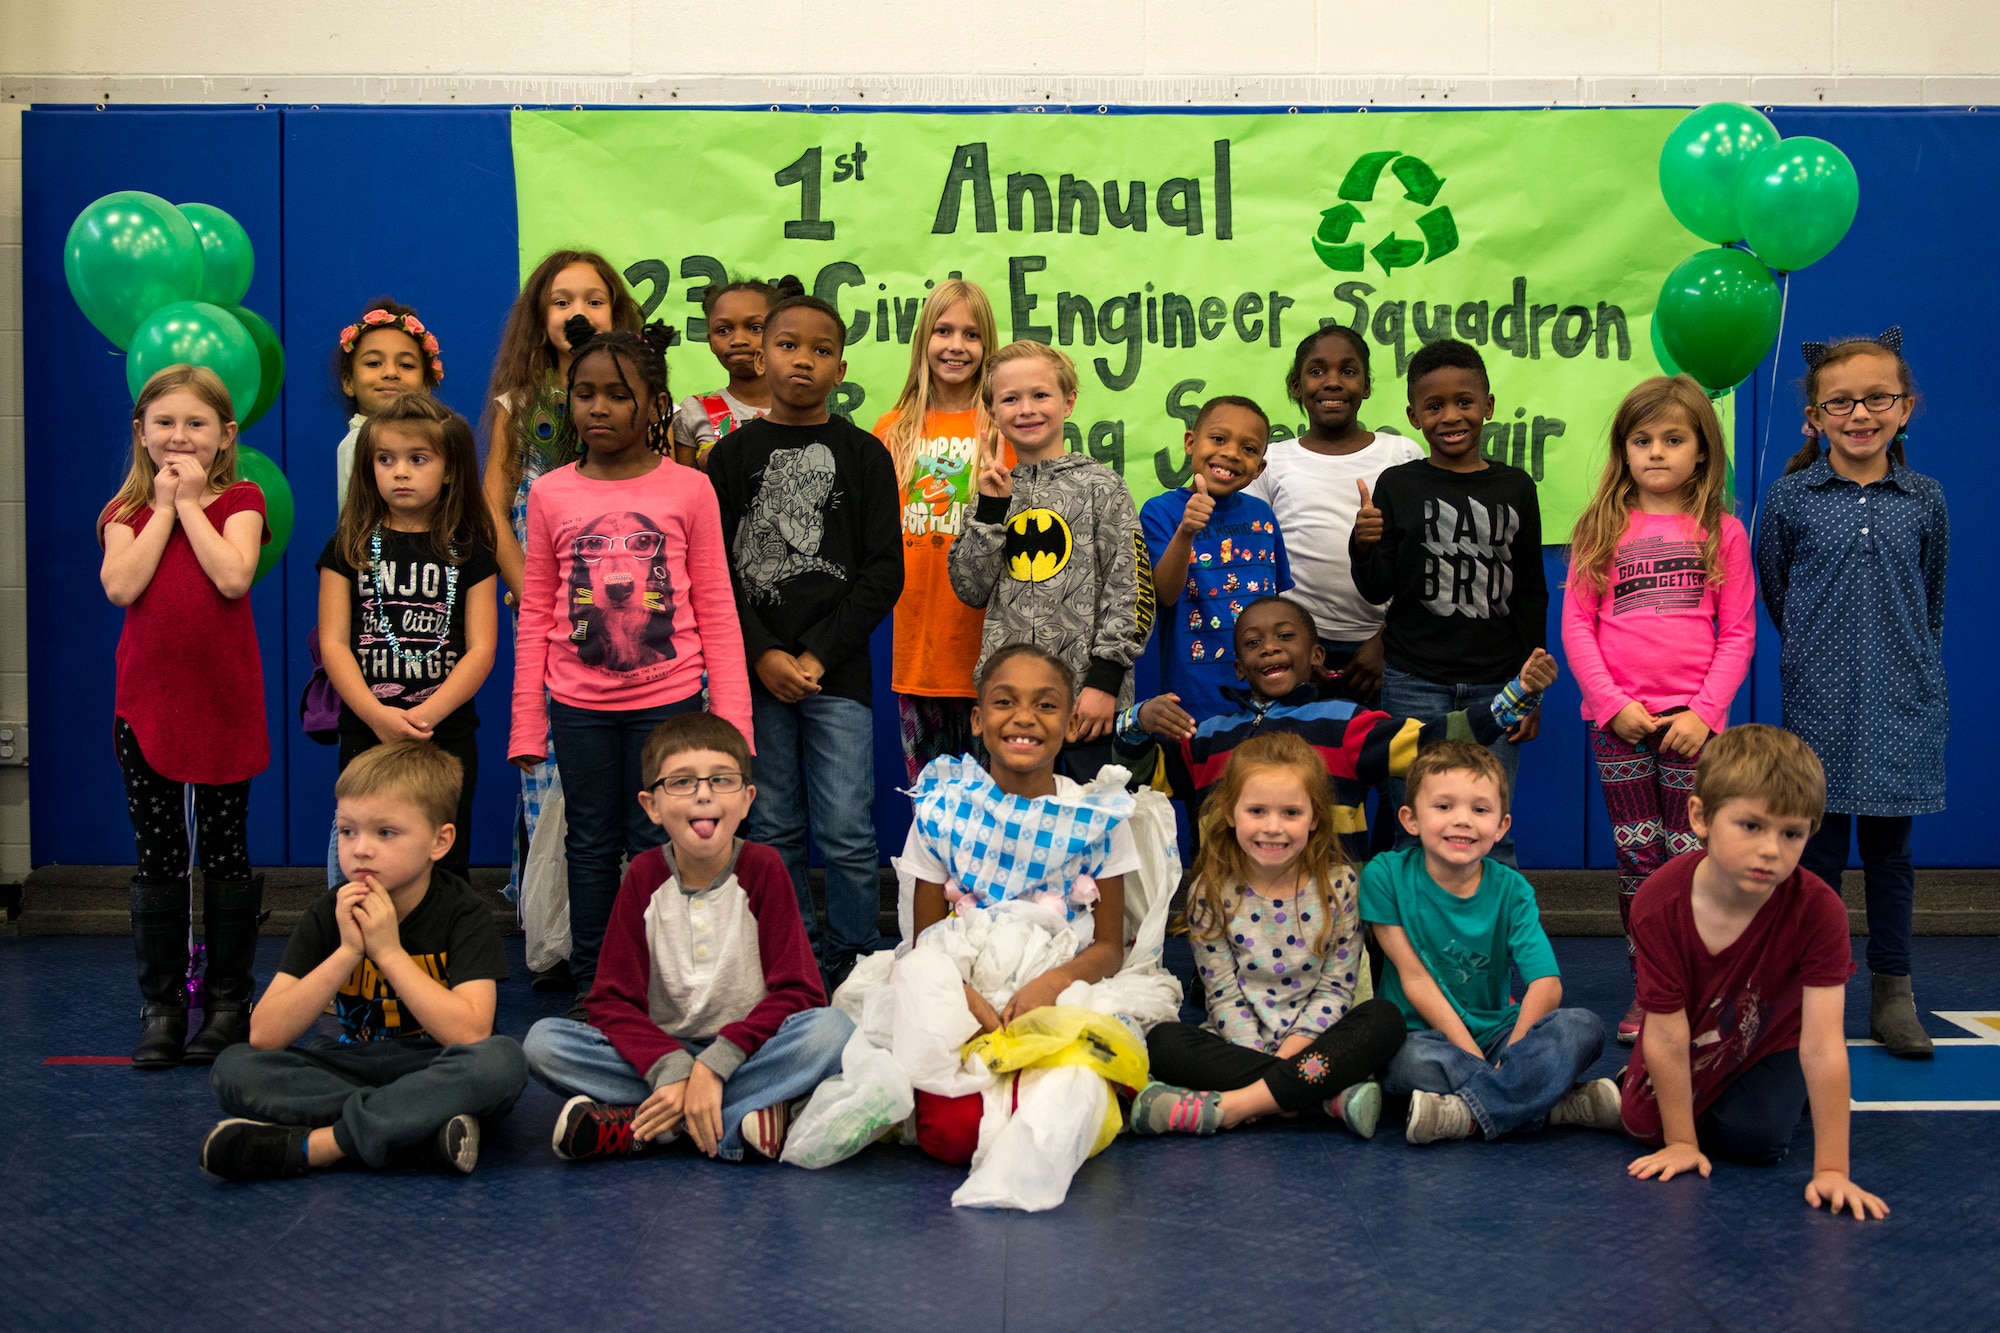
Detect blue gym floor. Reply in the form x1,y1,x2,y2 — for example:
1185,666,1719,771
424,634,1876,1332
3,932,1995,1332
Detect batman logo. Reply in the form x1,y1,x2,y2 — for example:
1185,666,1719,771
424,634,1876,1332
1005,508,1073,583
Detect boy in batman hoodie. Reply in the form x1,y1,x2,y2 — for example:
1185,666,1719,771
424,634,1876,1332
949,342,1153,775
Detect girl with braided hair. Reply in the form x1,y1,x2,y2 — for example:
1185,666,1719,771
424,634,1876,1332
509,315,752,1003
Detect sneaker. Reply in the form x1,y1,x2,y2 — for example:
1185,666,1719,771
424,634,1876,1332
743,1100,792,1160
201,1118,309,1181
1129,1081,1223,1135
434,1113,481,1174
565,999,590,1023
551,1095,646,1161
1617,1000,1645,1045
1404,1090,1475,1145
1324,1080,1382,1140
1548,1077,1623,1131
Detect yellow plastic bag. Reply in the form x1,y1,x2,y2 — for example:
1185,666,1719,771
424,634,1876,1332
962,1006,1150,1157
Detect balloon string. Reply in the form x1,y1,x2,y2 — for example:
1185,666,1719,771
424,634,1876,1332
1746,270,1792,549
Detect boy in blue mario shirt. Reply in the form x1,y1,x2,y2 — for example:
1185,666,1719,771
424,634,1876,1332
1141,396,1291,723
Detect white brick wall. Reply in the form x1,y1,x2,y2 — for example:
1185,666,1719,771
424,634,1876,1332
0,0,1994,877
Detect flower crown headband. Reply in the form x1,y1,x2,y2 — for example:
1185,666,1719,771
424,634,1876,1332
339,308,444,383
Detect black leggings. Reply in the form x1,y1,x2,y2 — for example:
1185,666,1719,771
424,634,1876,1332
115,719,251,882
1147,998,1408,1112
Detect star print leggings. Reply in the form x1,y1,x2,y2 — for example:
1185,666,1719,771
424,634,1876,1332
1145,998,1407,1112
115,718,251,882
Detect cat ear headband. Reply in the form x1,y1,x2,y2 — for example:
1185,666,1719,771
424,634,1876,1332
1800,325,1902,370
339,308,443,383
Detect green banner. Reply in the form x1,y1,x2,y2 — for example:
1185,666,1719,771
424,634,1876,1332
512,108,1726,538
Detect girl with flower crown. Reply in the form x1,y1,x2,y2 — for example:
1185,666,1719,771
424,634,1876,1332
331,298,444,512
318,393,498,885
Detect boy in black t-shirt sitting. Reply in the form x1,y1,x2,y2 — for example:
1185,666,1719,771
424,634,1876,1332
202,742,526,1180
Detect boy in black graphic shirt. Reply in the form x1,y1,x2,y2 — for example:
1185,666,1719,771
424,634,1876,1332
202,742,525,1179
708,296,904,985
1350,340,1547,866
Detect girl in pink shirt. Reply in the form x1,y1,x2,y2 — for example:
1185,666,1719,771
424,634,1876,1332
1562,376,1753,1043
510,317,752,1000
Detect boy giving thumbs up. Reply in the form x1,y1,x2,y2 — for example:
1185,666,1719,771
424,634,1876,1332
1138,395,1292,723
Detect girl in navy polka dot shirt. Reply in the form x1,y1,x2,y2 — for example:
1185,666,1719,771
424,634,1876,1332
1130,732,1407,1138
1755,330,1948,1059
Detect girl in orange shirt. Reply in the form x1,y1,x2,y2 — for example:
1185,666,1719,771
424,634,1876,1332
873,280,1005,780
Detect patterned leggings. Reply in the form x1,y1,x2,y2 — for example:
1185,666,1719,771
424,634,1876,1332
1589,721,1701,971
896,694,980,784
115,718,251,882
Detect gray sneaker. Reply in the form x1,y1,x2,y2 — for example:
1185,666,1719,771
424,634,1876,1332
1405,1089,1474,1144
434,1113,480,1175
1548,1077,1623,1130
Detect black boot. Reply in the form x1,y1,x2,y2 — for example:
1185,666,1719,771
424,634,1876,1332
185,874,266,1064
131,876,191,1070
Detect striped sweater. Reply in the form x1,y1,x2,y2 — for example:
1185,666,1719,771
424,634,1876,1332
1117,681,1539,860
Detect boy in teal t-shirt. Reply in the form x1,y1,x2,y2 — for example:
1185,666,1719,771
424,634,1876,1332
1360,740,1621,1145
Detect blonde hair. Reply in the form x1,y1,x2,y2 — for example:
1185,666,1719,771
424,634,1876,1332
335,739,464,830
880,280,998,491
100,365,239,540
335,393,496,571
1693,724,1827,832
981,339,1080,406
1567,375,1732,596
1182,733,1349,957
1403,739,1510,813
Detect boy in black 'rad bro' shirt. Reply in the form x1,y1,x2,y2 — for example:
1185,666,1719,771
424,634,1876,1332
1350,339,1547,867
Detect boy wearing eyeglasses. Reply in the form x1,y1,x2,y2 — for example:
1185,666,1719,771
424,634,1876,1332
522,712,853,1163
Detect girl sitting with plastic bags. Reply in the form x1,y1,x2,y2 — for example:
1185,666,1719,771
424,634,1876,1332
782,642,1182,1210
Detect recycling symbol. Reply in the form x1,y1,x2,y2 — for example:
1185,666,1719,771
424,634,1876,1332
1312,151,1459,276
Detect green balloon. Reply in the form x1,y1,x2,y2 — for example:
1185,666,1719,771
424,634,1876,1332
1649,316,1685,377
234,446,294,586
1658,102,1779,244
1737,137,1859,273
225,305,286,431
178,203,255,306
125,300,262,419
1656,248,1783,394
62,190,203,348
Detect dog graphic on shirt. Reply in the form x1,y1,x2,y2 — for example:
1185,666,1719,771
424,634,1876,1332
567,511,678,672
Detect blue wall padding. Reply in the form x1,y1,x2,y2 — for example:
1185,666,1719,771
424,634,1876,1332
22,105,1996,868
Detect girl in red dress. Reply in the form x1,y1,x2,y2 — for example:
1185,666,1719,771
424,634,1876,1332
99,365,270,1069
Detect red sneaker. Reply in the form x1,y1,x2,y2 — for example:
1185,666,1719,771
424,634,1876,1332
551,1096,646,1161
744,1099,793,1160
1617,1000,1645,1045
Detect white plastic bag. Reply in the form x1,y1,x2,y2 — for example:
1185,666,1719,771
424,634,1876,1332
780,1026,915,1170
891,947,993,1098
950,1065,1108,1212
521,790,572,975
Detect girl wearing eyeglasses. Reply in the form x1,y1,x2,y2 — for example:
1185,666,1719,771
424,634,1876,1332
1756,329,1948,1060
510,317,752,1001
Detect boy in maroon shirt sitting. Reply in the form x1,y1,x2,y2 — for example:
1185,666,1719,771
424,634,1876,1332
1621,724,1888,1220
522,713,852,1162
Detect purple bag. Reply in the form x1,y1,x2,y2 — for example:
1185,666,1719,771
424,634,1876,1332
299,626,342,745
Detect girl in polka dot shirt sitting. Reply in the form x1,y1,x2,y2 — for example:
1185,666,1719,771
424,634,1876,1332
1131,732,1408,1139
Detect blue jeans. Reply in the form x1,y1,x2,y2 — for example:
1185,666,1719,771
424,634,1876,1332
1377,666,1521,869
746,684,883,971
521,1008,854,1162
1799,813,1913,977
1383,1007,1604,1138
549,694,704,996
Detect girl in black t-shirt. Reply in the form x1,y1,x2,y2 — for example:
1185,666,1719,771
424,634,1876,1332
318,394,499,882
